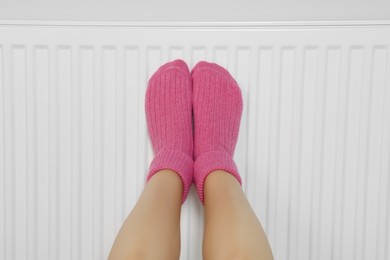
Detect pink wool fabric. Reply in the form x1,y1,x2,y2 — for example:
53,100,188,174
145,59,194,204
192,61,244,204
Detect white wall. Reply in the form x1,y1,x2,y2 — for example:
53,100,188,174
0,0,390,21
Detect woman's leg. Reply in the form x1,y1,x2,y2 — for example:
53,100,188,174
189,61,272,259
109,59,194,259
203,170,274,260
108,170,182,260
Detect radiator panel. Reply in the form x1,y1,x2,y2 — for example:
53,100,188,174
0,23,390,260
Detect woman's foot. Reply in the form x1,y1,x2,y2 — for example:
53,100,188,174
191,61,244,204
145,59,194,203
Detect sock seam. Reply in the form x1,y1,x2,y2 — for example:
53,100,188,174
154,148,194,161
195,149,231,160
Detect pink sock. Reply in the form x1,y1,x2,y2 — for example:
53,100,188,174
145,59,194,203
191,61,244,204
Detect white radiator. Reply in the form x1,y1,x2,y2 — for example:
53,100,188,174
1,21,390,260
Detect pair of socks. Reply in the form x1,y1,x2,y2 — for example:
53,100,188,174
145,59,243,204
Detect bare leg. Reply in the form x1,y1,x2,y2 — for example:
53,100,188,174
108,170,182,260
203,170,274,260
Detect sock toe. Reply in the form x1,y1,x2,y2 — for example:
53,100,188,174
191,60,236,82
155,59,191,77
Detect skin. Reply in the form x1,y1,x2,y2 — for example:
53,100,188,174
108,170,182,260
202,170,274,260
108,170,274,260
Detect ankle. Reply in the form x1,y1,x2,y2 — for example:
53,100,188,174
203,170,244,206
147,170,183,195
205,170,241,189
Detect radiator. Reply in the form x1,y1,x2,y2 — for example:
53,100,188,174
0,21,390,260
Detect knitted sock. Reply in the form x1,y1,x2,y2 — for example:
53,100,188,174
145,59,194,204
191,61,244,204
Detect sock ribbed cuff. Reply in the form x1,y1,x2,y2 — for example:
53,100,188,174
193,151,242,204
146,149,194,204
